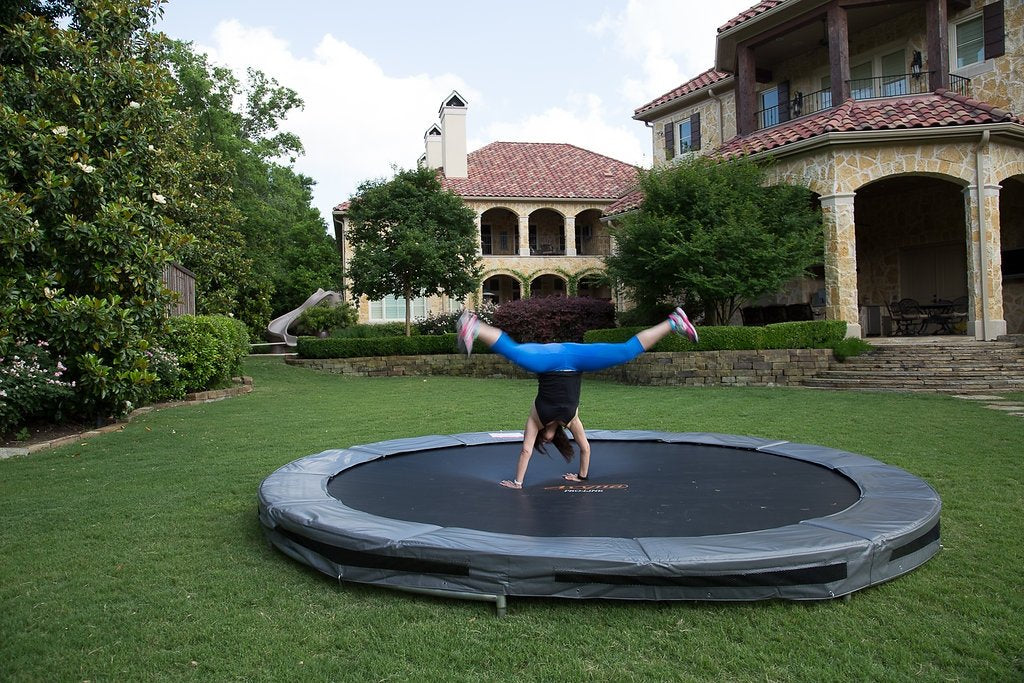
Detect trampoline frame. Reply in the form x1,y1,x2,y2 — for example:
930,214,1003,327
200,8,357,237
258,431,940,612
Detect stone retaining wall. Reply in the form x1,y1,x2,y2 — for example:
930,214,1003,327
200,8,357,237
287,350,834,387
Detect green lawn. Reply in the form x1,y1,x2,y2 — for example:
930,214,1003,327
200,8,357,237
1,357,1022,681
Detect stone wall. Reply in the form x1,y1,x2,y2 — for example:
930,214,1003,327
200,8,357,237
286,349,834,387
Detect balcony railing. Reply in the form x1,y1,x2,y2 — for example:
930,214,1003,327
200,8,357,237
755,71,972,131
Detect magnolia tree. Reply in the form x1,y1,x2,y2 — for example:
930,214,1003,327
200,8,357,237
0,0,195,421
605,156,823,325
345,166,482,335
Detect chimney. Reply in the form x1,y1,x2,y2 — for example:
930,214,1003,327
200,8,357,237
423,124,442,169
439,90,468,178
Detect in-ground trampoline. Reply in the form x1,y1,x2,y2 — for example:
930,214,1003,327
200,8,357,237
258,431,940,614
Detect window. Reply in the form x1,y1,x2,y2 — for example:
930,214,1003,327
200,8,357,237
369,295,428,321
481,224,492,255
850,61,873,99
881,49,907,96
678,119,692,153
759,87,779,128
820,75,832,109
954,16,984,68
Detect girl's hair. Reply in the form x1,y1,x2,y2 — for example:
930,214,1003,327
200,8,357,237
534,424,575,463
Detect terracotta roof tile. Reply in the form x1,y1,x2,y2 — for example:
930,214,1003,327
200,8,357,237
717,90,1022,158
718,1,788,33
439,142,638,200
603,186,644,218
634,69,732,117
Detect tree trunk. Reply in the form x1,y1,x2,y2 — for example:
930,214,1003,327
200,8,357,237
404,283,412,336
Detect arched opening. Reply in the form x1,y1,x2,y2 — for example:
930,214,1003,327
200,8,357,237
531,274,567,298
529,209,564,256
482,274,521,306
577,273,611,300
480,208,518,256
575,209,609,256
854,175,968,334
999,175,1024,334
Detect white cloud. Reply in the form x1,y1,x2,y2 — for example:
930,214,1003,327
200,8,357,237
589,0,754,105
480,92,648,167
193,20,475,232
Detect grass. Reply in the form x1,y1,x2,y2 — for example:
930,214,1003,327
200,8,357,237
1,357,1022,681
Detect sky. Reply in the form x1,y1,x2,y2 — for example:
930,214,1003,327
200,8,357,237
155,0,756,233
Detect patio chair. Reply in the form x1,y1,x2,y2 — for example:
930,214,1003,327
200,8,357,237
887,298,927,335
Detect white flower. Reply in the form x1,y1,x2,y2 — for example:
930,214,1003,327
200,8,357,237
52,126,69,136
151,192,167,204
148,145,156,152
128,101,141,109
76,162,95,174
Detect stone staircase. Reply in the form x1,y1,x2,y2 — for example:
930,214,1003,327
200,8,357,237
803,336,1024,393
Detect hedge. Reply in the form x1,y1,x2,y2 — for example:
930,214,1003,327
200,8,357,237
584,319,847,351
162,315,250,392
296,320,848,359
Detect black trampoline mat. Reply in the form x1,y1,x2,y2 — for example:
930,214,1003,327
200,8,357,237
326,441,861,537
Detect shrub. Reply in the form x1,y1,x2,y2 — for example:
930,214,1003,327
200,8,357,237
331,323,416,339
138,346,185,404
297,334,461,359
584,319,846,352
0,340,75,438
161,315,249,392
493,297,616,343
293,303,357,337
832,336,874,360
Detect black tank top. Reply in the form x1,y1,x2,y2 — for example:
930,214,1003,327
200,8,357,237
534,372,583,425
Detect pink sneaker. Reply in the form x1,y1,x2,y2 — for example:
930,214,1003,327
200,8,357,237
668,307,699,343
456,310,479,356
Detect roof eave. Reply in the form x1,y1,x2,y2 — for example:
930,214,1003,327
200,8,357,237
715,0,830,73
633,76,735,122
728,121,1024,162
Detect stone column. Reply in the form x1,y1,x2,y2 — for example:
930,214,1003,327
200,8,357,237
820,193,861,338
564,215,577,257
518,214,531,256
964,182,1007,340
474,213,483,255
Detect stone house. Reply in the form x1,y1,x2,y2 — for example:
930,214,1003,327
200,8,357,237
333,91,638,324
622,0,1024,338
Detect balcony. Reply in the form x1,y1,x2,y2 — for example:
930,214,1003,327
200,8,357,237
755,72,972,131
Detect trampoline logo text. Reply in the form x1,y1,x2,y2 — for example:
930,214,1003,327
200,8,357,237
544,483,629,493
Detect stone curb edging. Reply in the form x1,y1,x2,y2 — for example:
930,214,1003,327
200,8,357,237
0,377,254,460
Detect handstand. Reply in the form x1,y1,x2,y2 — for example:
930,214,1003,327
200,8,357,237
456,307,699,489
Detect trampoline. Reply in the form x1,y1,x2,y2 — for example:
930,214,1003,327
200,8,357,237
258,431,940,614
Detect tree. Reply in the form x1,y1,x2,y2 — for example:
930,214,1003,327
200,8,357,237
0,0,195,420
345,166,482,335
162,41,339,330
604,156,823,325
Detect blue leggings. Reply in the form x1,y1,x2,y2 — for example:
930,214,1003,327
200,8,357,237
490,333,645,374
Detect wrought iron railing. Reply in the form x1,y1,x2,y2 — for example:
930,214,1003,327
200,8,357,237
754,71,972,131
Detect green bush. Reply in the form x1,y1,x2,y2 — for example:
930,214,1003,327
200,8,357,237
832,336,874,360
330,323,416,339
584,319,847,352
298,334,467,359
161,315,250,392
0,340,75,438
293,304,357,337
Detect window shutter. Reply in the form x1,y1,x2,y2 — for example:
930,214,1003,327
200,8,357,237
983,1,1005,59
690,112,701,151
777,80,791,123
664,122,675,160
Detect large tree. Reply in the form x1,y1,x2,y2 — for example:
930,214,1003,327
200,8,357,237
162,41,340,328
345,166,482,335
605,156,823,325
0,0,197,419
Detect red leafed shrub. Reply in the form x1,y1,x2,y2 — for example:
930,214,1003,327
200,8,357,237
492,297,616,343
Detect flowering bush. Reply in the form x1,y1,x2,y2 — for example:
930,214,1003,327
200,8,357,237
139,346,185,404
415,301,497,336
0,341,75,438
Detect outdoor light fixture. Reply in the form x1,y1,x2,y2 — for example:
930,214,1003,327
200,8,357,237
911,50,923,78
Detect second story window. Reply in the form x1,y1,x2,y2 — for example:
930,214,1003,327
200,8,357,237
759,88,779,129
954,16,984,68
678,119,692,153
664,112,701,159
